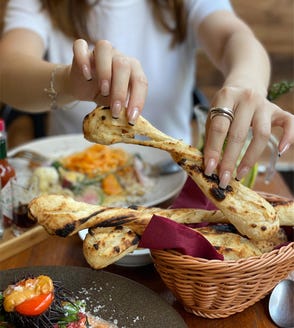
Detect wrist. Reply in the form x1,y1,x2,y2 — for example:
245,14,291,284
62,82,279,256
44,65,76,110
55,65,76,105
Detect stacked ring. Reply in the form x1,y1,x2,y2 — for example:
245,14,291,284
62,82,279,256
209,107,235,124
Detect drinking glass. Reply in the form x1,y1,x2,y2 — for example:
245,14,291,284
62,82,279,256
11,174,39,236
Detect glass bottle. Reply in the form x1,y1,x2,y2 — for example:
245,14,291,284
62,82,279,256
0,119,16,227
0,178,3,237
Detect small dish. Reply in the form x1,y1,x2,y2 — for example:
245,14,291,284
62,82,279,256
114,248,153,267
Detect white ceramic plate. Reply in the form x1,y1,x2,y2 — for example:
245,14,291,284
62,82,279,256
9,134,187,268
8,134,186,207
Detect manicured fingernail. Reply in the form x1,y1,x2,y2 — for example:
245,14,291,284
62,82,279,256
101,80,110,96
204,158,216,176
278,143,290,157
236,166,249,181
112,101,121,119
219,170,231,189
128,107,140,125
82,64,92,81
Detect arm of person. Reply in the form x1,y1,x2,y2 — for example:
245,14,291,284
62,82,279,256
0,29,74,111
197,10,294,188
0,29,147,123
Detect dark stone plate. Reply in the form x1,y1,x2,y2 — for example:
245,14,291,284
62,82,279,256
0,266,187,328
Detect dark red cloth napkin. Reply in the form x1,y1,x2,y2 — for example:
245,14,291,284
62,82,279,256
139,177,292,259
139,177,224,260
139,215,224,260
171,176,217,210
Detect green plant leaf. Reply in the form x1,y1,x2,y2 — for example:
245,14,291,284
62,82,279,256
267,80,294,101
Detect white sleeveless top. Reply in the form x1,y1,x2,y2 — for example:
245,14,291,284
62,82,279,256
4,0,232,143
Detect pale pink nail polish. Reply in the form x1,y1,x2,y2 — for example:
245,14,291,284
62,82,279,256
219,170,231,189
112,101,121,118
82,64,92,81
101,80,110,96
128,107,140,125
204,158,216,176
278,143,290,157
236,166,249,181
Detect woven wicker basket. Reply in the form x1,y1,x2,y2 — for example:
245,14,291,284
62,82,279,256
151,242,294,319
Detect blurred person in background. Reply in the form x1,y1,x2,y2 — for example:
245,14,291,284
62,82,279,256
0,0,293,189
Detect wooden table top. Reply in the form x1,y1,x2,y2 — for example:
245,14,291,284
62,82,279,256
0,171,293,328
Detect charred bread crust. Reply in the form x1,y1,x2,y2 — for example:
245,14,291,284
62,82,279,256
173,156,278,241
83,226,139,269
28,195,226,237
257,192,294,226
195,226,262,260
83,106,278,241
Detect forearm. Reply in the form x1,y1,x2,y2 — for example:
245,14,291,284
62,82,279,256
0,53,74,113
198,11,271,97
220,30,271,97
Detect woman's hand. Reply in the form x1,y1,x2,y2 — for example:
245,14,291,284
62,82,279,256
204,85,294,188
69,39,148,124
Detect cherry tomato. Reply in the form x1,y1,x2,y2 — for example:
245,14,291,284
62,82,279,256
15,292,54,316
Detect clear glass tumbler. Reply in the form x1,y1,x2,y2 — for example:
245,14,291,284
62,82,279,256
11,174,39,236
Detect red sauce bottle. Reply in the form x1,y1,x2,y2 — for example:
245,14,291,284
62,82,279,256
0,119,16,227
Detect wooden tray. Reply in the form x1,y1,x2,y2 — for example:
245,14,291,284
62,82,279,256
0,225,49,261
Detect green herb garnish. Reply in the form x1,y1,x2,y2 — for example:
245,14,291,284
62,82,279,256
56,299,86,327
267,80,294,101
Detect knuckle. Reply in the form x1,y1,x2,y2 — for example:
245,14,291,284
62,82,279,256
130,57,145,73
210,121,229,135
113,55,130,69
133,74,148,88
216,86,234,99
240,88,264,106
254,127,270,141
96,39,112,49
242,88,255,101
227,131,247,145
130,57,141,67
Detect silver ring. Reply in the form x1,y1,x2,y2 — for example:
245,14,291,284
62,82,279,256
209,107,234,124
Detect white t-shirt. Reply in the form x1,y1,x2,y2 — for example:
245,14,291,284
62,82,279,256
3,0,232,143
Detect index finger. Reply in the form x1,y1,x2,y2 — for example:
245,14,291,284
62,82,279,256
204,105,234,174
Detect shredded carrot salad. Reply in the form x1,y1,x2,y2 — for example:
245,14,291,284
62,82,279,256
61,144,129,177
31,144,155,205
